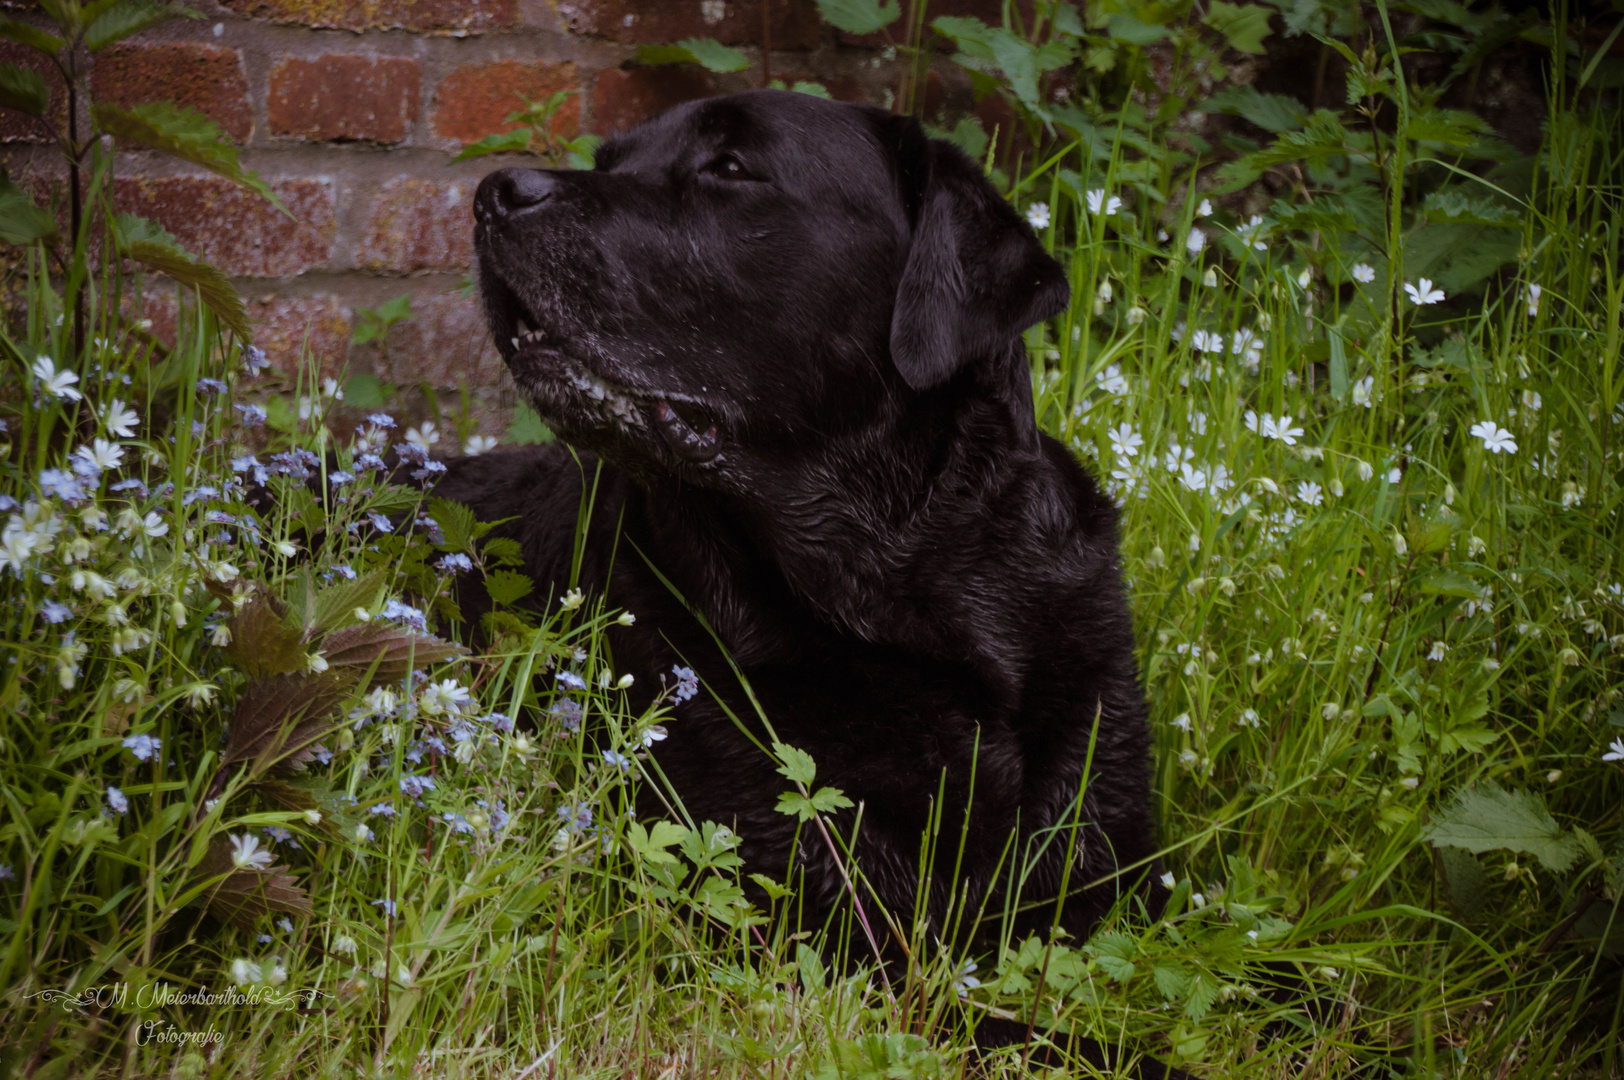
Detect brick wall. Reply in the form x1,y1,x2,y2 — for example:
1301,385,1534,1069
0,0,1005,438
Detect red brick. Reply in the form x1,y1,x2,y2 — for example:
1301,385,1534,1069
221,0,515,33
269,54,420,143
91,43,252,142
113,176,336,278
593,66,717,134
431,61,581,146
0,40,68,143
246,294,353,378
357,177,475,272
558,0,819,49
367,291,503,389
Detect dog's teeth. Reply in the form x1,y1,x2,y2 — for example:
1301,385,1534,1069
511,337,520,349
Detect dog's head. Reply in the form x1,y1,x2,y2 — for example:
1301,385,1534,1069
474,89,1067,487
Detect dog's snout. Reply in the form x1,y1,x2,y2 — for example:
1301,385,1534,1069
474,168,557,221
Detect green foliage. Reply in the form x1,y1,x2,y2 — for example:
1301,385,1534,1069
449,89,599,169
92,101,283,211
636,37,751,74
84,0,200,51
0,62,49,117
814,0,901,36
0,169,57,245
351,293,414,346
116,213,251,340
1424,785,1584,874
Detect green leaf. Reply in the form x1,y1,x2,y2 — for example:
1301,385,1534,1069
485,569,534,607
342,373,391,409
773,742,817,785
429,497,479,554
0,169,56,246
1416,569,1481,597
1328,324,1348,400
1105,12,1169,45
626,820,686,864
0,62,49,117
808,786,854,814
352,293,413,345
636,38,750,74
85,0,200,51
449,128,533,164
1094,953,1136,982
748,872,793,900
1184,973,1220,1020
931,16,999,60
1438,724,1500,755
505,402,554,446
774,791,817,821
815,0,900,35
307,566,388,636
119,221,251,341
1204,84,1305,132
1153,963,1191,1000
0,17,66,55
223,591,308,679
1205,1,1273,52
92,101,284,211
1423,784,1583,874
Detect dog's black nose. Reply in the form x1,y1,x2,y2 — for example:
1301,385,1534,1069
474,168,556,220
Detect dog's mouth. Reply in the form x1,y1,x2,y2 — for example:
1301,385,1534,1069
491,296,722,466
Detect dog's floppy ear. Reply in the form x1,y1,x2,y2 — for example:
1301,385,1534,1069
880,117,1070,391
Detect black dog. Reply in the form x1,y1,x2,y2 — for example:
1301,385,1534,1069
439,89,1170,1070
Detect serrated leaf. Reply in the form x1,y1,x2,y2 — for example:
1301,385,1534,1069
775,791,816,821
1205,84,1305,132
636,37,750,73
748,872,793,900
931,15,999,59
430,497,478,554
1439,724,1500,755
0,17,66,55
773,742,817,785
1204,1,1273,53
222,591,307,679
124,237,251,341
1184,973,1219,1020
1153,963,1191,1000
1095,953,1136,982
504,402,554,446
92,101,284,211
307,566,388,637
0,62,48,116
1421,189,1520,227
224,670,357,773
319,623,465,687
193,837,313,930
1423,784,1582,874
808,786,854,814
627,821,682,864
85,0,199,51
1416,569,1480,597
486,569,533,607
0,169,57,246
816,0,900,34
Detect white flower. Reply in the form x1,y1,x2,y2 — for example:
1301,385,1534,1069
1404,278,1446,306
1296,267,1313,289
1524,283,1541,317
1239,708,1260,728
1185,228,1206,255
1025,202,1051,230
230,833,273,870
32,356,81,401
1521,389,1541,412
1603,738,1624,763
1351,263,1375,283
1351,375,1376,408
102,399,139,437
1160,871,1177,888
1427,641,1447,661
1196,198,1212,217
229,959,262,987
1235,214,1267,250
463,434,498,456
420,679,472,716
1469,419,1517,454
1296,481,1323,506
405,422,440,452
559,587,584,611
1086,189,1121,216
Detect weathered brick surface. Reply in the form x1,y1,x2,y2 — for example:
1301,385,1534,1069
222,0,516,33
245,294,353,377
431,61,581,145
593,66,718,134
358,177,475,272
368,291,503,388
91,43,253,142
558,0,820,49
0,40,67,143
112,176,336,278
269,54,420,143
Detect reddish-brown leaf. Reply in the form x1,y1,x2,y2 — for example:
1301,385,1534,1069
320,623,465,688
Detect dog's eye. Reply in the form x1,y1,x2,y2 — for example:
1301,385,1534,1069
703,154,755,181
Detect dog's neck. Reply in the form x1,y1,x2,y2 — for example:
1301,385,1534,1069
634,351,1080,697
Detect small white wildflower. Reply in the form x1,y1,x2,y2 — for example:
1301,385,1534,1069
1469,419,1517,454
463,434,499,456
559,588,584,611
1185,228,1206,255
1524,283,1541,317
230,833,273,871
1086,189,1122,216
1025,202,1051,230
1351,263,1375,283
405,422,440,452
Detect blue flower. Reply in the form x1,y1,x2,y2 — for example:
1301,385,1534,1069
105,786,128,815
393,442,428,466
122,733,161,762
412,460,447,483
264,826,292,844
484,711,514,733
109,478,148,497
198,377,227,395
399,774,436,798
240,345,270,375
329,470,354,485
442,811,473,835
556,803,593,830
671,665,699,703
477,798,510,831
556,671,586,691
40,469,86,502
365,413,396,429
380,599,426,630
549,698,582,732
0,865,13,880
602,750,632,772
0,495,16,512
40,600,72,624
372,898,398,918
368,512,394,534
436,552,473,574
277,917,294,933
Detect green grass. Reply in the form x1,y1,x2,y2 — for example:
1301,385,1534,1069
3,16,1624,1080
